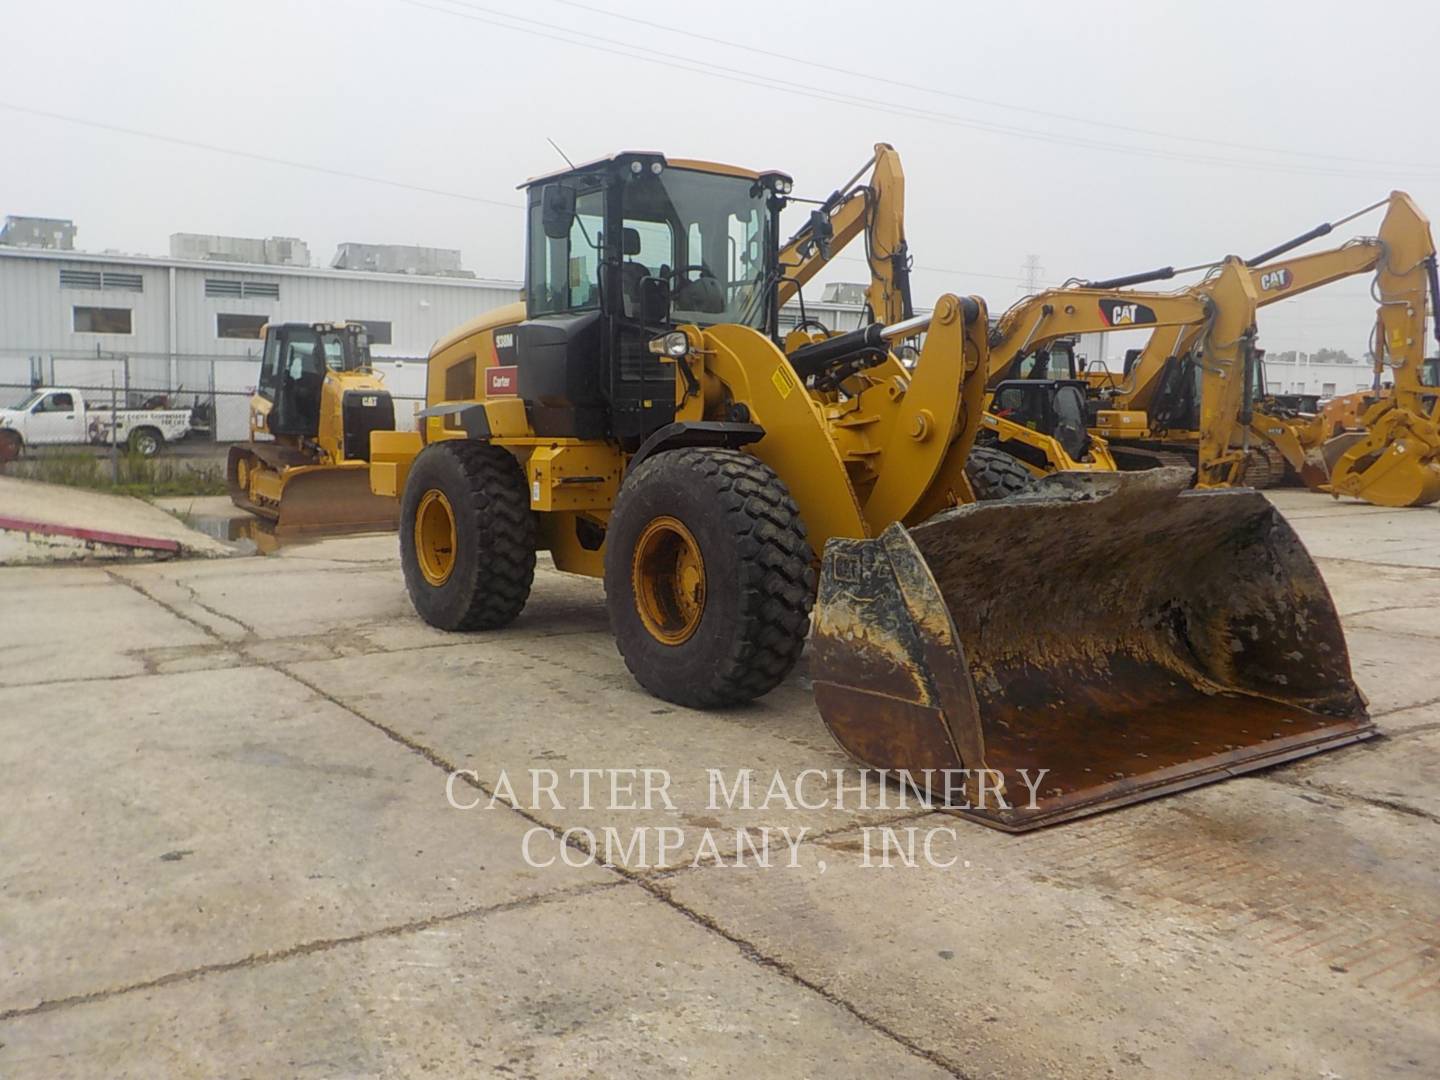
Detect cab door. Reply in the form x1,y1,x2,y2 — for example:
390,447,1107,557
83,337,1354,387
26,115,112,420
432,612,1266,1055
26,391,82,444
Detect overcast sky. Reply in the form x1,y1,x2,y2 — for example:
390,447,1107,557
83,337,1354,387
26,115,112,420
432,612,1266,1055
4,0,1438,360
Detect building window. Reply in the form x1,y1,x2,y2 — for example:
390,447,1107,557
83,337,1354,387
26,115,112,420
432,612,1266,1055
1321,382,1336,396
216,313,269,339
351,319,392,345
72,306,132,334
204,278,280,299
59,268,143,291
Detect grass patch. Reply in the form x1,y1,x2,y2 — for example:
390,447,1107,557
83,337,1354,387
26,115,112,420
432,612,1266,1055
2,450,227,497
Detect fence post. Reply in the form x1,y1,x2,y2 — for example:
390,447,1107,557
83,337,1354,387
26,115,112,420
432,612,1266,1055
109,374,119,484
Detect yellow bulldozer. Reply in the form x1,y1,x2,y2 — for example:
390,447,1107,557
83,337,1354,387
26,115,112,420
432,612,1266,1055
370,149,1371,829
228,321,400,532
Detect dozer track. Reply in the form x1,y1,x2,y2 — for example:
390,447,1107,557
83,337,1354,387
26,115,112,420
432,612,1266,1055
811,468,1373,831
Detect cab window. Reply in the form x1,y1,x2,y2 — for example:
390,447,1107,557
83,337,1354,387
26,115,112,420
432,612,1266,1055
529,187,603,315
36,392,74,413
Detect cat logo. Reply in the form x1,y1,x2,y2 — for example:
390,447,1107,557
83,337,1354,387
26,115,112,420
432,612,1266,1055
1098,299,1158,327
361,395,378,407
1259,268,1294,292
494,332,516,350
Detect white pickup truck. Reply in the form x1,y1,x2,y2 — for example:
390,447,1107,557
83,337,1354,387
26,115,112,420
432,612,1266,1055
0,387,194,459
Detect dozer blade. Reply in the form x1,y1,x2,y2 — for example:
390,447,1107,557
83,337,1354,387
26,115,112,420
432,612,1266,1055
811,469,1373,831
271,464,399,535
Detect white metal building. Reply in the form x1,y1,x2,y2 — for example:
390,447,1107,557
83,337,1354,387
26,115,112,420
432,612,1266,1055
0,240,913,442
0,246,522,439
1261,356,1378,398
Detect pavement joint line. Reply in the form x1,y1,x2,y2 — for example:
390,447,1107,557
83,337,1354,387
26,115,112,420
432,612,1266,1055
635,873,972,1079
0,880,623,1024
104,570,238,645
273,663,971,1076
1344,622,1440,643
1313,555,1440,574
1372,694,1440,721
1267,774,1440,825
1342,603,1436,619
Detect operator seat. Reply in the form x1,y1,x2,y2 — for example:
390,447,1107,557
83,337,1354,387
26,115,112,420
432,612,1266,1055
618,227,649,318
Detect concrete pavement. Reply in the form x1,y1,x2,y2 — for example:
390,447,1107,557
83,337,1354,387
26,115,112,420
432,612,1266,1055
1,490,1437,1077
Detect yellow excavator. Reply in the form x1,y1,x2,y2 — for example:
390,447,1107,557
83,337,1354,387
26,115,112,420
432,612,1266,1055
228,321,400,532
369,149,1370,829
773,144,1113,494
1088,192,1440,504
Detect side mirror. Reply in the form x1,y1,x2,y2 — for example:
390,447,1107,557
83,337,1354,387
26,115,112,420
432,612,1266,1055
541,183,577,240
808,208,835,260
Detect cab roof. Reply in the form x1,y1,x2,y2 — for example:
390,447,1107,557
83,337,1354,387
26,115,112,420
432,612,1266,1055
520,151,790,189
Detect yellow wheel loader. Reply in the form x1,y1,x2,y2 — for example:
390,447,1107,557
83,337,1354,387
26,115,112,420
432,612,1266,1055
228,321,400,533
1091,192,1440,504
370,150,1370,830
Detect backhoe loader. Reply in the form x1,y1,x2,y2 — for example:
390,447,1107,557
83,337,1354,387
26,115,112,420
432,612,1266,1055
370,149,1370,830
1089,192,1440,504
228,321,400,532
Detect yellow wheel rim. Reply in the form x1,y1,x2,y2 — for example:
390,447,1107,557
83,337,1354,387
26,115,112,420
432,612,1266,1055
415,489,457,586
631,516,706,645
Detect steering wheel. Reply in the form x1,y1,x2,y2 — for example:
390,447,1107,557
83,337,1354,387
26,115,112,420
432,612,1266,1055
660,264,717,285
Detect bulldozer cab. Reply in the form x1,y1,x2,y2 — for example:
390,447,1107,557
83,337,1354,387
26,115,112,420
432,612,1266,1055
989,379,1093,464
259,322,373,438
521,153,792,446
985,340,1093,463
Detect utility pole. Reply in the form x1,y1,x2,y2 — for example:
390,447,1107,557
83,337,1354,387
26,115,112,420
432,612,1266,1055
1020,254,1045,297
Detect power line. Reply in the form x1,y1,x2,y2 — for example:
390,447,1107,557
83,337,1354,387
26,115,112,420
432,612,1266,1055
395,0,1440,180
0,101,524,210
547,0,1440,172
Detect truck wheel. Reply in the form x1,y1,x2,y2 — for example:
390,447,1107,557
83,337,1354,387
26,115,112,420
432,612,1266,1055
128,427,163,457
400,441,536,631
964,446,1037,500
0,430,21,463
605,447,814,708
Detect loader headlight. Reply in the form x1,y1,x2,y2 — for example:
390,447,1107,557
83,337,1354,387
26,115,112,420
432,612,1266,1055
648,331,690,359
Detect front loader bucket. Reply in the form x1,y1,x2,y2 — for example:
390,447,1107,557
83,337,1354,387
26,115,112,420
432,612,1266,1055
272,464,399,535
811,469,1373,831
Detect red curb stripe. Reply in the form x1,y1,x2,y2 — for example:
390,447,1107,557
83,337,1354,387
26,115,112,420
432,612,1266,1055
0,515,181,553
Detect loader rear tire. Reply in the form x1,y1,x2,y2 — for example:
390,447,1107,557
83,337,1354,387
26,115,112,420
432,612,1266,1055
964,446,1038,501
400,441,536,631
605,448,814,708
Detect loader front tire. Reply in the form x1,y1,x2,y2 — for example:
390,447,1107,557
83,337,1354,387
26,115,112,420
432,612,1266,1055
605,448,814,708
400,441,536,631
964,446,1038,501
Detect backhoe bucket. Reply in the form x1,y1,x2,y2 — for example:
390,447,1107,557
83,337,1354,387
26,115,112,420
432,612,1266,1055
811,469,1372,831
271,464,399,535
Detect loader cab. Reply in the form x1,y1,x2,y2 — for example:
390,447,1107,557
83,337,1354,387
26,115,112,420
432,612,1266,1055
520,152,791,447
257,322,373,438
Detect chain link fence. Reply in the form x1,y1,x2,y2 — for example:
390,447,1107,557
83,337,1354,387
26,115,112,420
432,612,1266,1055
1,347,429,443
